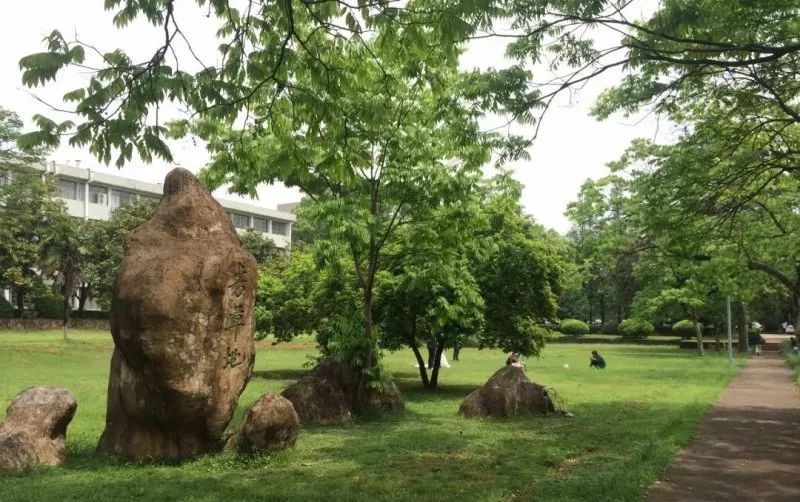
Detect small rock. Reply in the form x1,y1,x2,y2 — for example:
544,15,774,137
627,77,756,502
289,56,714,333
0,387,77,471
282,359,404,426
226,394,300,453
458,366,557,418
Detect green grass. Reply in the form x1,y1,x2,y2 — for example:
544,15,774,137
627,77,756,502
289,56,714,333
0,330,747,501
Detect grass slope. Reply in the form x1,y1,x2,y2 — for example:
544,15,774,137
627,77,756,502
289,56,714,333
0,330,745,501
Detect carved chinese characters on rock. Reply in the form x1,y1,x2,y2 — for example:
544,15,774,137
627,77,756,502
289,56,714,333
99,168,257,461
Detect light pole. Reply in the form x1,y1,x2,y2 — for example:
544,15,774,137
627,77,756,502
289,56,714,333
726,296,733,367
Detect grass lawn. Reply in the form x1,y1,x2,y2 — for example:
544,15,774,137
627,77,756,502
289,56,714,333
0,330,746,501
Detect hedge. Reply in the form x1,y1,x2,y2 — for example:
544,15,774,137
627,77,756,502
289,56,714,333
618,318,654,339
559,319,589,336
0,298,16,318
672,319,696,337
31,295,65,319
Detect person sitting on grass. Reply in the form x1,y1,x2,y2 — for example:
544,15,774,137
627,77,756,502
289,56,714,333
589,350,606,369
506,352,524,368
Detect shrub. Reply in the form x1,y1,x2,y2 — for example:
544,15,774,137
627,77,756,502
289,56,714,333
654,324,674,335
0,297,16,318
618,318,654,339
31,295,65,319
672,319,696,337
71,310,110,320
559,319,589,336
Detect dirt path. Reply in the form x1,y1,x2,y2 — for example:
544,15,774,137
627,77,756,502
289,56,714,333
647,351,800,501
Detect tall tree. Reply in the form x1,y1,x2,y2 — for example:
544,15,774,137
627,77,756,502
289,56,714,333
0,108,62,313
39,215,88,339
239,228,279,265
193,26,503,402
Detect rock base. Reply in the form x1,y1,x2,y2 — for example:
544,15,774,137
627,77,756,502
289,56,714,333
458,366,557,418
225,394,300,454
0,387,77,471
282,360,404,425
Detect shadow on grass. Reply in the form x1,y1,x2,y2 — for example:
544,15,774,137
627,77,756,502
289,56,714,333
2,398,743,502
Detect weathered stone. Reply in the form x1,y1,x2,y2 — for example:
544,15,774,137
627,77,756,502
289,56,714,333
367,378,405,411
458,366,556,418
281,359,404,425
98,168,257,460
225,394,300,453
281,376,351,425
0,387,77,471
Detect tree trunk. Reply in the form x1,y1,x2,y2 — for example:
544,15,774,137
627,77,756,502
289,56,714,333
428,340,444,388
406,320,429,387
692,311,704,356
600,296,606,325
410,344,429,387
62,271,73,341
355,289,376,410
77,283,89,313
15,288,24,317
735,301,748,352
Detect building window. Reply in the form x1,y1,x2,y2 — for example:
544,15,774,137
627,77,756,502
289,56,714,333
111,189,134,208
60,179,85,201
253,217,268,233
230,212,250,229
89,185,108,205
271,221,288,236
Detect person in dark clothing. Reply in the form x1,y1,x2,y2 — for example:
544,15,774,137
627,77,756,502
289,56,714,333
589,350,606,369
427,337,437,369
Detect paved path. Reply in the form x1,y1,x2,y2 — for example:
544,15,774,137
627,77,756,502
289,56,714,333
647,352,800,501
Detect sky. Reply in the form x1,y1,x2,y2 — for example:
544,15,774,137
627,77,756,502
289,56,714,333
0,0,666,233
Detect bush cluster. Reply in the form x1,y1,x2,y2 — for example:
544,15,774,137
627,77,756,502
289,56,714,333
559,319,589,336
671,319,696,337
31,295,65,319
0,298,16,318
618,318,654,339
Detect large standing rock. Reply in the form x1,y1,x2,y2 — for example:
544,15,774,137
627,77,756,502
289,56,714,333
281,359,404,425
98,168,257,460
225,394,300,454
0,387,77,471
458,366,556,418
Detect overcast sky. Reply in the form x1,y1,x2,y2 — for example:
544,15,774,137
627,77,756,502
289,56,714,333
0,0,666,233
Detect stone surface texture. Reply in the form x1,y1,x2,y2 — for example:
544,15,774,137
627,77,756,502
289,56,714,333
282,359,404,425
0,387,77,471
458,366,555,418
225,394,300,453
98,168,257,460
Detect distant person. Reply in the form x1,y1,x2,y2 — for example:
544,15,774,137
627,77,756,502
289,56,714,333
506,352,524,368
589,350,606,369
782,321,788,333
754,334,765,356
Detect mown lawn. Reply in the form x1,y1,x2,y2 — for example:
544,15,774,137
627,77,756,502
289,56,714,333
0,330,746,501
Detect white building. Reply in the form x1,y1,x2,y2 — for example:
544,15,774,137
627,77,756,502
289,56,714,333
2,162,296,309
36,162,296,248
